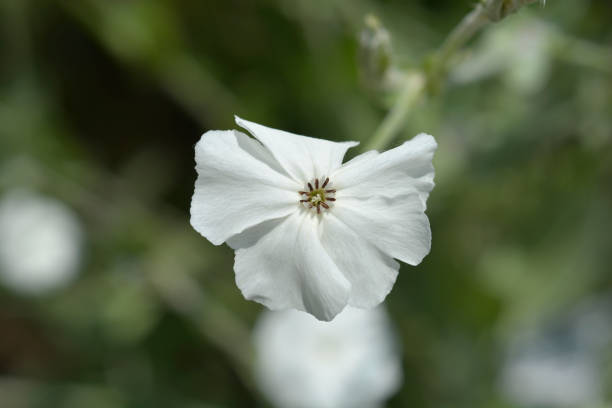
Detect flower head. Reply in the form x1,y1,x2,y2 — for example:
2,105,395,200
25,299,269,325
253,306,402,408
0,189,83,295
190,116,436,321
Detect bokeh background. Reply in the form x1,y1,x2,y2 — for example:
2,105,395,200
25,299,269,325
1,0,612,407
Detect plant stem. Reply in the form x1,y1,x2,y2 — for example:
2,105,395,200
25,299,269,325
436,0,541,73
363,72,425,151
556,35,612,74
149,268,256,391
365,0,542,151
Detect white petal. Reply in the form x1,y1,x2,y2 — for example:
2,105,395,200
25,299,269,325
226,217,284,250
333,194,431,266
320,214,399,308
235,116,358,183
332,133,437,206
234,211,351,321
190,130,301,245
233,126,292,178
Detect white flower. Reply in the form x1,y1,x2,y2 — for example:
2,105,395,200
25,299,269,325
253,306,402,408
500,295,612,407
0,189,83,295
190,116,436,321
501,352,600,407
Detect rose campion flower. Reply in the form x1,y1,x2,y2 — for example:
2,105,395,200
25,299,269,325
190,116,436,321
0,189,83,295
253,307,402,408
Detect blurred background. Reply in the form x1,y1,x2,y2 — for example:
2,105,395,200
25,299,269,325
1,0,611,407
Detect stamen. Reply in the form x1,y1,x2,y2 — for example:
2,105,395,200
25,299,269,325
298,177,337,213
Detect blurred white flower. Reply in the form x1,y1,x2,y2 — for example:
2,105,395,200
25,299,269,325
0,189,83,294
502,352,600,407
190,116,436,321
500,295,612,407
253,306,402,408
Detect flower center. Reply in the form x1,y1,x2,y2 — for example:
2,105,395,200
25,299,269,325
299,177,336,214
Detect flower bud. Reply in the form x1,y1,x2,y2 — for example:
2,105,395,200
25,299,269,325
358,14,396,90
